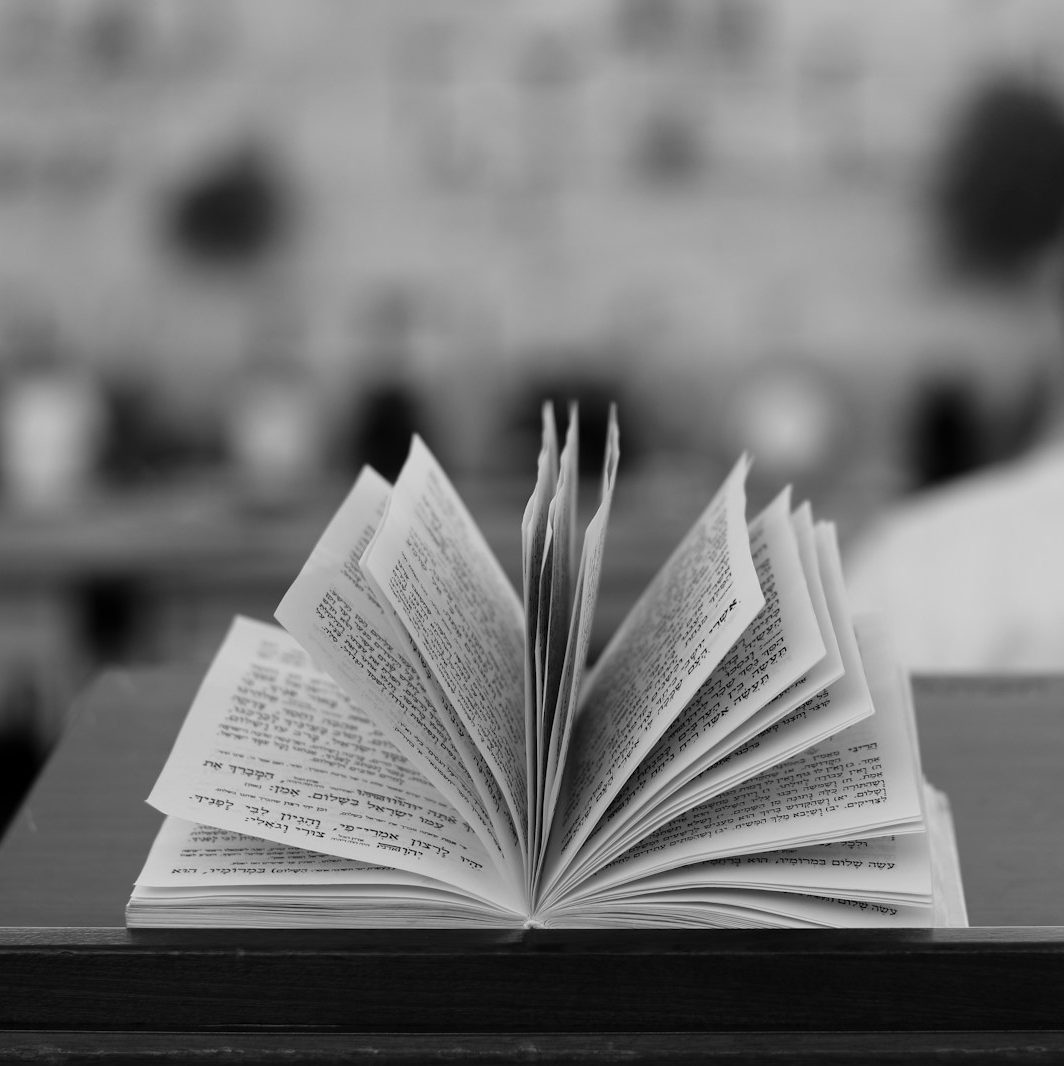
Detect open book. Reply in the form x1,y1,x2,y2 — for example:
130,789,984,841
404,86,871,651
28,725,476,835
128,405,967,929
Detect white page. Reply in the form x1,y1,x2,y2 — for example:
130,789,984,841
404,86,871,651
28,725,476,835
544,508,858,900
135,817,524,925
539,409,579,775
683,505,848,770
532,411,577,857
538,407,620,859
602,520,874,860
361,436,528,857
128,882,523,929
522,404,558,848
546,888,934,928
275,468,515,875
543,455,764,886
926,784,969,927
532,525,554,848
563,833,932,909
374,609,524,868
565,620,924,900
138,817,424,886
147,617,517,908
677,524,873,790
572,487,824,867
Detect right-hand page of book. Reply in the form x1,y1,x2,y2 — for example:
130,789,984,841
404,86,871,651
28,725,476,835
553,490,843,894
568,617,925,898
548,831,934,927
652,522,875,816
576,516,874,886
567,487,828,868
543,455,764,886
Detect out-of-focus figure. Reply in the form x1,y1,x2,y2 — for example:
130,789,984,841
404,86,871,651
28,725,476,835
846,75,1064,671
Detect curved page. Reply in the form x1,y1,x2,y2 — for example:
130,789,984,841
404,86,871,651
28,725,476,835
147,617,517,908
275,468,518,880
361,437,528,859
544,455,764,886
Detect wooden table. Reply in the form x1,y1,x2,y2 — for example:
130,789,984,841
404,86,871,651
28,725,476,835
0,669,1063,1062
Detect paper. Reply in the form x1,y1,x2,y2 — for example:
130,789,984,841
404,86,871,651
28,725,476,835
138,817,396,886
567,833,932,908
606,519,875,858
572,619,925,898
361,437,529,856
521,404,558,847
147,617,518,907
275,467,515,872
546,454,764,878
576,487,825,864
537,407,620,865
538,408,579,795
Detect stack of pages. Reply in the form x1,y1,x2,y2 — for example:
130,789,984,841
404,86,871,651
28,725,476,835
128,405,967,928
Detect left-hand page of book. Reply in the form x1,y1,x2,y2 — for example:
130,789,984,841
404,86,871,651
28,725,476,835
360,437,530,866
129,818,524,928
275,465,522,889
146,615,522,911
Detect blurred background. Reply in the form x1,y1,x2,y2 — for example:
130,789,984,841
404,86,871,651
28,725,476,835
3,0,1064,830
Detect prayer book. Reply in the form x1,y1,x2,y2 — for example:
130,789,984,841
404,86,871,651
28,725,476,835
127,405,967,928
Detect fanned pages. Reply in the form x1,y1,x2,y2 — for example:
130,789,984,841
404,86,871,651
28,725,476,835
360,436,529,864
131,404,966,929
521,404,558,856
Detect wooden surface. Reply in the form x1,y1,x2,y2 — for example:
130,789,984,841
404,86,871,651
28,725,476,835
912,674,1064,927
1,669,1063,1060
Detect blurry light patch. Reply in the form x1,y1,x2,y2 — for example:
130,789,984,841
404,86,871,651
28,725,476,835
723,362,848,486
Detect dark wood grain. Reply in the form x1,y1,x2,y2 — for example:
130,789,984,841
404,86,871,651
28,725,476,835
2,926,1064,1034
3,1030,1064,1064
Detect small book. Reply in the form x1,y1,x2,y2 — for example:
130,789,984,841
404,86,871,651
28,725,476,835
127,405,967,929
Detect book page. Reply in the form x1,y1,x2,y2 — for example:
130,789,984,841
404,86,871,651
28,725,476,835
544,505,859,897
361,436,528,857
664,523,874,803
573,487,825,863
521,404,558,846
538,406,620,860
605,519,873,859
136,817,519,918
546,888,934,928
138,817,414,886
676,505,849,774
535,410,579,841
563,833,933,910
379,612,523,865
275,468,516,874
147,617,517,907
557,619,924,901
130,821,524,928
926,784,969,927
544,455,764,883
